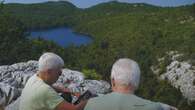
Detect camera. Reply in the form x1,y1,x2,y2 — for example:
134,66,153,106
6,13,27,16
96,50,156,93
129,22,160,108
73,90,97,105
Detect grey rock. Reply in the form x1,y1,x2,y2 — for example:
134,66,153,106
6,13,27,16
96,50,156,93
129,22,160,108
5,98,20,110
0,83,20,106
83,80,111,94
151,51,195,102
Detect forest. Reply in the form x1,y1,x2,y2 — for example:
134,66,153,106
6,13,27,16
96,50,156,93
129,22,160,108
0,1,195,109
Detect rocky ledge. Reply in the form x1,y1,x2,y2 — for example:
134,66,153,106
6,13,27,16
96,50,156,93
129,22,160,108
151,51,195,102
0,61,111,109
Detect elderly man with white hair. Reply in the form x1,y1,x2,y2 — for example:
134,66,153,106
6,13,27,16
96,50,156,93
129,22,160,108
84,58,177,110
19,52,87,110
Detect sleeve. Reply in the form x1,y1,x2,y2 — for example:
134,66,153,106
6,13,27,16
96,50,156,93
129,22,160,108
44,87,64,110
158,102,173,110
156,102,167,110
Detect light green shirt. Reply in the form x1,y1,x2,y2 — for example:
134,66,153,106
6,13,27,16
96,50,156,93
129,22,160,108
19,74,64,110
84,92,162,110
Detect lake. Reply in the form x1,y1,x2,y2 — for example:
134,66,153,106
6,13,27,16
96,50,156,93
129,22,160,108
30,27,92,47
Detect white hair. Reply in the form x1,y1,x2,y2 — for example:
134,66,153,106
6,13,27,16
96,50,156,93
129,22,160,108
38,52,64,71
111,58,141,90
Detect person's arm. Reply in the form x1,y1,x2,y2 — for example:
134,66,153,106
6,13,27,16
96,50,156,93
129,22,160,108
55,100,88,110
52,85,71,93
52,85,81,97
75,100,88,110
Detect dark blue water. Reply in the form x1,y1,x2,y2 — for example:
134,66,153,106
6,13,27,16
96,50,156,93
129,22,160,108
30,27,92,47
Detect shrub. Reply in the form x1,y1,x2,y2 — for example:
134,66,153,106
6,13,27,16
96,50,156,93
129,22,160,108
82,69,102,80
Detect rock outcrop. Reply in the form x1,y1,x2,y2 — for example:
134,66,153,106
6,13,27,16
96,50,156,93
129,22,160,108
151,51,195,102
0,61,111,109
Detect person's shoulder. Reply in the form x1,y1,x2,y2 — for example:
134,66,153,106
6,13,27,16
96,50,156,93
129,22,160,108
34,84,60,103
30,77,55,96
88,94,106,102
84,95,106,110
133,95,162,110
85,93,110,106
86,93,116,108
40,83,55,94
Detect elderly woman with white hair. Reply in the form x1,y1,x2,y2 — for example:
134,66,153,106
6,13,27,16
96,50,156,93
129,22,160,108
84,58,177,110
19,52,87,110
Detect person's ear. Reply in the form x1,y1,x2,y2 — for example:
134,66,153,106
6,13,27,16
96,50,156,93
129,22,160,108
111,78,115,87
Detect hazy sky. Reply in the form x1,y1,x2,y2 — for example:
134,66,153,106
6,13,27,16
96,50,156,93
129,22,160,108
4,0,195,8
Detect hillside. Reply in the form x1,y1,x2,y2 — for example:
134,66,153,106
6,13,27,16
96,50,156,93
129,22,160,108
1,1,195,109
3,1,80,29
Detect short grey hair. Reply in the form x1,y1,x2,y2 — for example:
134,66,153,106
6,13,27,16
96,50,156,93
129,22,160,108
38,52,64,71
111,58,141,90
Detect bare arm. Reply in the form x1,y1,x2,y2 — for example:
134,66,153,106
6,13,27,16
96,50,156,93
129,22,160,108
52,85,71,93
75,100,88,110
52,85,81,98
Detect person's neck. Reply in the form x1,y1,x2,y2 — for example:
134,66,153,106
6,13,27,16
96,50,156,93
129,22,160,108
37,71,51,85
112,85,134,94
